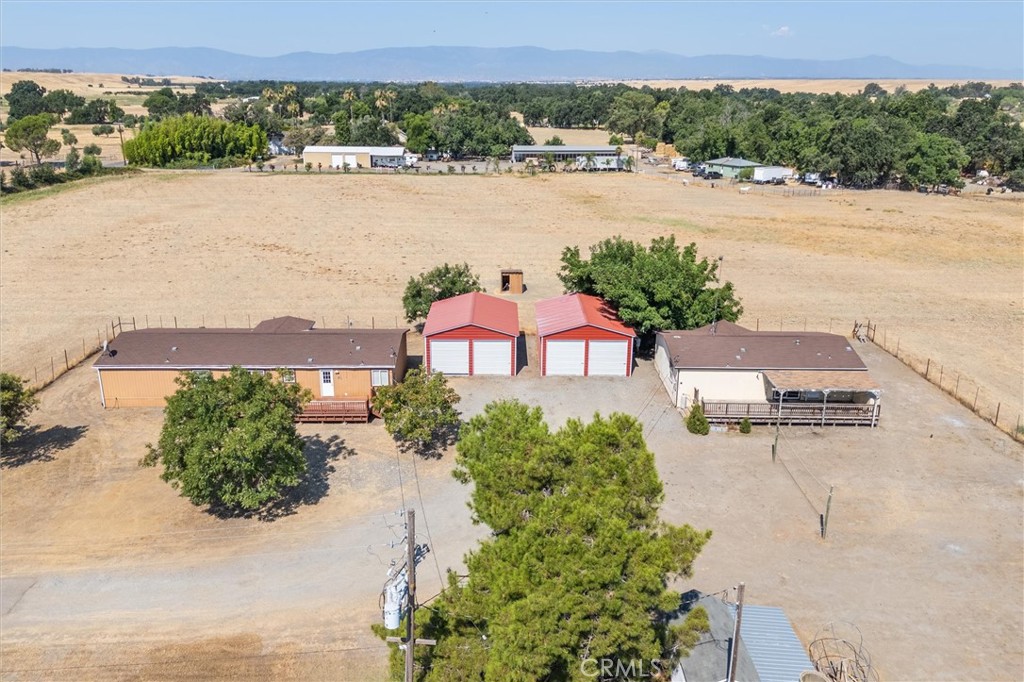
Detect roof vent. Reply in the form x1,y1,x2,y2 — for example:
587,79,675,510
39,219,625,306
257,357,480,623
795,339,800,345
672,335,681,339
846,346,853,351
355,345,361,351
735,355,742,360
171,346,178,352
740,347,746,353
307,357,314,363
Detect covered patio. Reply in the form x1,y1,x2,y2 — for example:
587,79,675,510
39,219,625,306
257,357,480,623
702,370,882,427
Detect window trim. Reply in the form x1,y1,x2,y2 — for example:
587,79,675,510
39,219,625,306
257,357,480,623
371,369,390,387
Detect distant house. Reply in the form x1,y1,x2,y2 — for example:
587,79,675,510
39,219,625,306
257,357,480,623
655,321,881,426
671,591,815,682
511,145,622,166
535,293,636,377
423,292,520,376
93,316,408,422
704,157,763,179
302,145,407,169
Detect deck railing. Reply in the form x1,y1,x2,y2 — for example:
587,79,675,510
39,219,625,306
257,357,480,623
701,400,879,426
296,399,370,423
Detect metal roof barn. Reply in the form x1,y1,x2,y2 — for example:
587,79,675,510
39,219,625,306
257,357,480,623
535,294,635,377
422,292,519,377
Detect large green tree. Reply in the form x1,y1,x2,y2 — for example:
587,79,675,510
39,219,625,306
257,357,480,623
386,402,712,680
0,373,39,445
559,236,742,337
402,262,483,323
142,367,310,511
5,80,46,121
371,368,460,456
903,132,969,187
123,115,267,166
607,91,664,142
4,113,61,165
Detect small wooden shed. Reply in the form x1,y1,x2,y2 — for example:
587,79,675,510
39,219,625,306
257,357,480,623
500,269,524,295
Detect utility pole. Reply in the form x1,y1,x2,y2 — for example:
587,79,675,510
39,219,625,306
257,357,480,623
727,582,746,682
385,509,435,682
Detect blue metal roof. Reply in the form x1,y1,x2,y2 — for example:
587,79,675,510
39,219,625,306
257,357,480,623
740,605,814,682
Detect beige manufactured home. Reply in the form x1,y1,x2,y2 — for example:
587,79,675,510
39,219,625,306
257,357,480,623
94,316,407,421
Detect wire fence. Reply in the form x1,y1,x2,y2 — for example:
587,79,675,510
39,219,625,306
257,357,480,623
857,319,1023,443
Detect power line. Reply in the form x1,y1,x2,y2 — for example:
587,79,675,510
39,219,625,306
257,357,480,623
410,451,446,590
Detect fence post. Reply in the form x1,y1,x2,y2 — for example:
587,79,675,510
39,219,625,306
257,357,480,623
954,374,960,398
132,316,136,330
895,338,900,357
174,316,177,329
64,349,69,371
372,316,375,329
973,387,980,411
159,315,163,327
83,338,86,356
224,315,228,328
248,314,251,329
146,314,149,328
51,357,55,381
756,318,760,331
994,403,1001,426
938,365,943,388
925,358,930,379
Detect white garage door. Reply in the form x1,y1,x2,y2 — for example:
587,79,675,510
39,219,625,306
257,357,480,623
588,340,629,376
472,340,512,375
331,154,357,168
429,340,469,375
545,340,585,376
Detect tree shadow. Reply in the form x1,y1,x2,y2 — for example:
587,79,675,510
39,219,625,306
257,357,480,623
1,424,88,468
208,434,355,522
396,421,461,460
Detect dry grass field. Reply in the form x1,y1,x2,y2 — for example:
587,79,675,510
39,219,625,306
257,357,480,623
1,169,1022,680
2,170,1021,424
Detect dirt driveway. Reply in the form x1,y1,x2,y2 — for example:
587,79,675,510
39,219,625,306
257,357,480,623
1,340,1021,681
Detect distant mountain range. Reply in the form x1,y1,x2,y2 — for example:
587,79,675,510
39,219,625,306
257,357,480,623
1,46,1019,82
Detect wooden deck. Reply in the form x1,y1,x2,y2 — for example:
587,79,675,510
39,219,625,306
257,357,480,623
701,400,880,426
295,399,370,423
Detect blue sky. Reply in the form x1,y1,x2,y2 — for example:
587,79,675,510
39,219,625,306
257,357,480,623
2,1,1022,69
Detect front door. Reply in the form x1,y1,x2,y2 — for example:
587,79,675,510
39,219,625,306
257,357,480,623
320,369,335,397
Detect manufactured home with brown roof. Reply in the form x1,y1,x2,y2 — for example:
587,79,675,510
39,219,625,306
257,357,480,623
655,321,881,426
93,317,407,422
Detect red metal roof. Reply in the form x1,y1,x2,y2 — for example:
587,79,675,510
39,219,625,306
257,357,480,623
422,292,520,337
535,293,636,338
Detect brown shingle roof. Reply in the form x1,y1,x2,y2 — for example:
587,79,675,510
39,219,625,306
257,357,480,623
94,323,407,370
658,323,866,370
764,370,881,392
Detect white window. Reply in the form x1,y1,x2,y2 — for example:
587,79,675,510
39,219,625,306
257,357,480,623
371,369,390,386
321,370,333,385
279,369,296,383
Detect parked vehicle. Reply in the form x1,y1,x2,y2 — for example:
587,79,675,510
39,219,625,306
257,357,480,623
802,172,821,185
753,166,789,184
672,157,690,171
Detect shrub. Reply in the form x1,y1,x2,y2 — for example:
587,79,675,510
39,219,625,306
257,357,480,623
739,417,752,434
304,162,312,172
608,133,625,145
83,143,101,156
686,403,710,435
65,146,81,174
29,164,61,185
9,166,33,189
80,154,103,175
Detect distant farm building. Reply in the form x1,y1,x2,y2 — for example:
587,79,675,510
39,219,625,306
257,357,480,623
423,292,520,376
654,321,881,426
302,145,406,169
535,293,636,377
93,317,408,422
511,145,623,169
704,157,763,179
